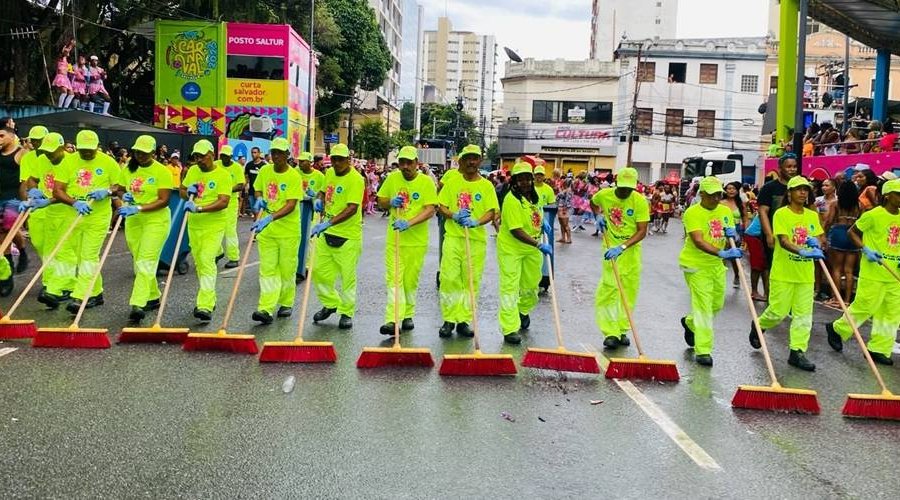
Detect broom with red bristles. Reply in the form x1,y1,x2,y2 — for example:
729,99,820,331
0,207,86,339
258,215,336,363
118,198,192,344
818,260,900,420
439,226,517,376
357,210,433,368
182,212,261,354
522,235,600,374
602,232,679,381
0,208,31,331
32,213,123,349
731,238,819,414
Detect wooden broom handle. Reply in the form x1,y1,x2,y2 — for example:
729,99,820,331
818,259,892,395
728,237,781,388
294,213,321,342
601,231,646,357
70,214,123,327
392,207,402,348
462,226,482,352
880,260,900,284
219,210,264,332
542,234,566,350
0,209,30,256
154,197,191,326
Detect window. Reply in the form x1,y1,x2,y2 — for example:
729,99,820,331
871,78,877,97
226,55,285,80
740,75,759,93
769,75,778,94
665,109,684,136
668,63,686,83
699,64,718,84
697,110,715,138
636,108,653,135
638,62,655,82
532,100,613,124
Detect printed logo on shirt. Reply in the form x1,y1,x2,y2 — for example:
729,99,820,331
325,185,335,205
336,186,344,194
147,177,156,185
279,183,287,192
888,224,900,247
530,208,542,230
266,182,278,201
626,208,634,216
609,206,624,227
130,177,145,195
396,190,410,209
709,218,724,240
474,193,483,202
792,224,809,246
412,192,420,201
43,173,55,192
76,169,93,188
458,191,472,210
195,182,206,198
95,168,104,176
302,179,309,191
208,181,217,190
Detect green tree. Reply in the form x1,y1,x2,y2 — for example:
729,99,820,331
400,101,415,131
419,102,481,150
485,141,499,165
355,119,390,160
390,128,415,150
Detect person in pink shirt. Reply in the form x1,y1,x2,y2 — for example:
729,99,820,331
53,40,75,108
87,55,111,114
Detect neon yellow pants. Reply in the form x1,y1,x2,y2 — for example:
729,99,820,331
383,241,427,323
595,247,642,337
498,248,543,334
257,232,300,314
312,236,362,316
32,208,75,293
832,278,900,357
45,210,79,295
682,264,726,356
125,211,169,307
0,255,10,280
758,280,815,352
57,211,109,300
439,235,487,324
188,217,226,310
222,198,240,261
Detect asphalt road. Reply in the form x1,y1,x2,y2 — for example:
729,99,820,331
1,213,900,498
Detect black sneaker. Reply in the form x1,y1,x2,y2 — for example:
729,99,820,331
380,322,396,336
15,250,28,274
313,307,336,323
276,306,292,318
215,253,225,264
401,318,415,331
37,290,62,309
224,260,239,269
66,300,82,314
84,293,104,308
193,307,212,322
869,351,894,366
788,350,816,371
295,273,306,284
749,321,762,349
252,310,273,324
680,316,695,347
0,275,12,297
338,314,353,329
504,332,522,345
144,298,161,311
603,336,620,349
456,322,474,337
695,354,714,366
129,306,146,322
825,322,843,352
439,321,455,338
519,313,530,330
618,335,631,347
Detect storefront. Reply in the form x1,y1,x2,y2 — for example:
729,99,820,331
498,122,618,175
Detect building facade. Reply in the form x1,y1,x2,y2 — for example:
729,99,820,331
590,0,678,61
498,58,620,174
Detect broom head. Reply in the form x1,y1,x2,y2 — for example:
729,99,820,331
33,327,111,349
439,350,517,376
522,347,601,374
732,384,820,415
118,324,190,344
842,392,900,421
357,346,434,368
182,330,258,354
259,340,337,363
605,356,680,381
0,318,37,339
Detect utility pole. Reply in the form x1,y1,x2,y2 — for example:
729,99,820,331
626,41,650,166
842,34,850,134
305,0,315,152
413,4,424,142
792,0,809,175
454,80,464,150
347,89,357,150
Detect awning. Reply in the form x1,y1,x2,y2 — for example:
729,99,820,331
809,1,900,56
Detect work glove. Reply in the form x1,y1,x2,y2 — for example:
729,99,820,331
122,192,135,203
392,219,410,232
595,215,607,233
390,195,405,208
724,226,737,239
542,219,552,235
73,200,92,215
184,200,199,213
305,188,317,200
799,248,826,260
805,236,821,249
27,188,46,200
862,246,883,263
29,198,50,211
311,220,332,236
462,217,480,228
452,208,471,223
537,242,553,256
604,245,625,260
717,247,744,260
252,198,267,214
251,215,273,234
186,184,199,196
17,201,30,213
118,205,140,217
87,189,109,201
313,199,324,213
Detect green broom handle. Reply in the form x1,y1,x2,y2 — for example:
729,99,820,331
219,210,264,333
601,230,646,358
69,213,123,328
818,259,892,395
0,209,31,256
541,234,566,350
293,213,321,342
462,226,482,353
728,237,781,388
392,207,402,348
153,195,192,327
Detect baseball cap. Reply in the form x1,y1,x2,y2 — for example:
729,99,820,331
616,167,638,189
881,178,900,195
90,55,98,61
298,151,313,161
534,165,546,176
330,143,350,158
191,139,215,156
397,146,418,161
38,132,65,153
511,161,533,176
270,137,290,152
699,176,724,195
27,126,49,140
459,144,482,158
787,176,812,190
132,135,156,153
75,130,99,150
853,163,871,171
219,144,233,156
879,171,897,181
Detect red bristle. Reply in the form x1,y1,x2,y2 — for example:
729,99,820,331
842,397,900,421
604,360,680,381
732,388,820,415
117,331,189,344
522,351,601,374
182,337,258,354
439,357,518,376
356,351,434,368
32,330,111,349
0,323,37,339
259,345,337,363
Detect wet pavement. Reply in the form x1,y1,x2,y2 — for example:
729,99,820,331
1,215,900,498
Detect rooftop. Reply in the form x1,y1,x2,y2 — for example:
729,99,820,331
616,37,769,61
502,58,620,81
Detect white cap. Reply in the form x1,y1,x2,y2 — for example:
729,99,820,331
853,163,871,171
90,55,99,61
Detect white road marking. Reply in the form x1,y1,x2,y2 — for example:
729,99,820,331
220,261,259,276
0,347,18,358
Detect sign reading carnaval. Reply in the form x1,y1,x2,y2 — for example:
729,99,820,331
166,30,218,80
155,21,225,107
